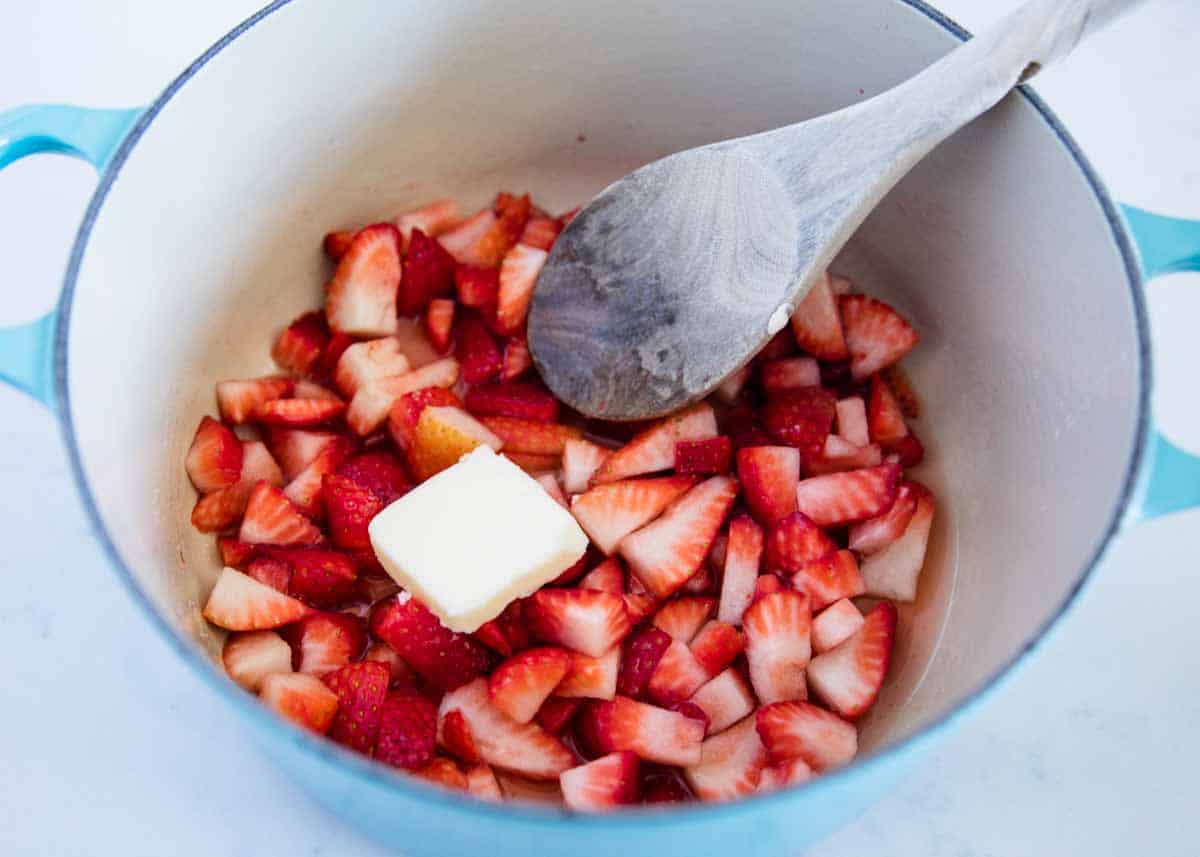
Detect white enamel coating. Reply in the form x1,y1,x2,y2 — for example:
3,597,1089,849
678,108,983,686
64,0,1141,764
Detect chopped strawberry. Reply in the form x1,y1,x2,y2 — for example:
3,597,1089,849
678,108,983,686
880,364,920,418
578,557,625,594
755,700,857,771
376,688,438,770
681,563,715,595
325,223,402,337
650,596,716,645
218,536,258,569
283,437,352,517
464,381,560,423
759,357,820,395
334,337,412,398
495,243,548,334
519,216,561,251
216,377,294,424
417,757,469,790
488,647,572,724
860,489,934,602
222,630,292,692
835,396,870,447
472,600,531,658
811,599,865,653
284,611,366,675
245,555,290,594
763,512,837,573
616,627,673,699
203,566,309,630
454,264,500,312
400,228,457,315
714,365,751,404
839,294,918,379
527,589,632,658
594,403,718,484
272,547,359,607
689,621,745,677
562,751,640,811
281,380,339,401
708,530,729,571
455,314,503,384
347,357,460,436
806,602,896,719
647,640,710,705
260,673,338,733
536,697,584,735
804,438,884,475
321,474,384,550
790,550,865,611
186,417,244,494
371,595,495,691
439,678,574,780
335,450,411,504
407,405,503,480
272,311,330,376
353,571,401,605
323,229,355,261
503,451,561,473
191,482,256,532
363,641,418,687
557,647,620,700
674,436,733,475
501,334,533,381
536,472,569,507
620,476,738,599
570,475,698,555
440,708,482,764
265,428,342,482
752,574,787,603
789,272,849,360
867,375,908,444
579,697,704,766
475,193,532,268
465,764,504,801
423,298,456,353
234,436,281,486
736,446,800,524
690,668,756,735
889,431,925,467
316,332,355,383
238,482,323,546
438,208,498,266
623,591,657,626
718,515,763,625
256,397,346,427
396,198,461,246
683,715,769,801
794,463,899,527
744,590,811,704
387,386,463,450
760,387,837,454
757,757,815,792
321,661,389,752
558,440,608,494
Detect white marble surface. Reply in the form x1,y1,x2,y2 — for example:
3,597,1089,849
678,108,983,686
1,1,1198,854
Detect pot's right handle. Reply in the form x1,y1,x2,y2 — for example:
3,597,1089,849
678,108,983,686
1122,205,1200,521
0,104,142,409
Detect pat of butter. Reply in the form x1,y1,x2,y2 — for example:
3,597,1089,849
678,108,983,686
368,446,589,632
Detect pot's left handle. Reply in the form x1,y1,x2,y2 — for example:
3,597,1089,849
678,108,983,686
0,104,142,409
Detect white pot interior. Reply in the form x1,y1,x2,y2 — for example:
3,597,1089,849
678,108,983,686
65,0,1143,758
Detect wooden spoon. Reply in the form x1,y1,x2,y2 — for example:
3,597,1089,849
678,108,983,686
529,0,1143,420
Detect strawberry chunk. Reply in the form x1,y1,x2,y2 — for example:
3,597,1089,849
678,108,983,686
488,647,572,724
753,574,787,603
764,512,837,572
399,228,457,316
501,334,533,381
376,688,439,771
322,474,386,550
794,463,900,527
561,751,640,811
238,482,323,546
203,566,309,631
867,375,909,444
407,405,503,481
683,715,769,801
455,314,503,384
811,599,865,653
284,611,366,675
578,557,626,594
736,446,800,524
757,757,815,792
557,648,621,701
647,640,710,706
347,357,460,436
476,193,533,268
527,589,632,658
689,621,745,677
371,595,495,692
255,397,346,427
503,452,561,473
282,437,352,517
363,641,418,687
464,381,560,423
322,661,389,752
759,357,820,395
335,450,411,504
222,630,292,692
519,216,562,251
325,223,402,337
570,475,698,555
760,387,837,453
396,198,461,246
479,416,581,456
423,298,455,353
438,208,498,266
217,536,258,569
246,556,291,593
272,311,330,376
536,697,584,735
789,272,849,360
790,549,865,611
260,673,338,733
690,668,756,735
495,243,548,334
652,596,717,644
617,627,673,699
744,590,812,704
265,428,342,482
718,515,763,625
562,439,612,494
860,489,935,602
674,436,733,475
454,264,500,312
472,600,531,658
216,377,294,424
580,696,704,766
465,764,504,801
186,416,244,493
839,294,919,379
594,403,717,484
440,708,482,764
835,396,870,447
417,757,469,790
755,700,857,771
334,337,412,398
323,230,355,261
806,602,897,719
387,386,463,451
272,547,359,608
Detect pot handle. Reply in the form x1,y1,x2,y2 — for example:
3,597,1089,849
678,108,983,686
1122,205,1200,521
0,104,142,409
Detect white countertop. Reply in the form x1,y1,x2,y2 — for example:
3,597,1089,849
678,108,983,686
2,1,1198,854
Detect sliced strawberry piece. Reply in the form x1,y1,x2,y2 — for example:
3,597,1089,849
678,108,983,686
759,357,820,395
714,365,751,404
376,688,438,770
347,357,460,436
519,216,561,251
417,757,469,790
371,595,495,692
835,396,870,447
272,547,358,607
560,439,610,494
839,294,918,379
650,596,716,644
396,198,461,246
407,405,503,481
255,397,346,427
736,446,800,525
718,515,763,625
472,600,531,658
689,621,745,677
284,611,365,675
387,386,463,451
455,314,503,384
334,337,412,398
708,530,729,571
647,639,710,706
494,243,547,334
363,641,418,687
536,697,584,735
476,193,532,268
804,439,884,476
260,673,338,734
760,387,837,453
880,363,920,418
246,555,291,593
867,375,909,444
501,334,533,381
203,566,309,630
238,482,323,546
890,431,925,467
454,264,500,312
216,377,294,424
757,757,815,792
789,272,849,360
860,489,934,602
325,223,402,337
791,549,865,611
438,208,498,266
580,697,704,766
323,229,355,261
683,715,769,801
527,589,632,658
570,475,698,555
186,416,244,493
764,512,837,572
316,332,355,383
562,750,640,811
464,381,560,423
439,678,574,780
753,573,787,603
323,474,386,550
620,476,738,599
807,602,896,719
794,463,900,527
423,298,455,352
594,403,718,484
623,590,658,624
811,599,865,653
218,536,258,569
578,557,625,594
690,668,756,735
281,381,338,402
320,660,389,752
744,590,812,704
400,228,457,316
557,647,620,701
479,416,580,456
335,450,410,503
440,708,483,764
535,472,568,507
755,700,857,771
488,647,572,723
283,437,352,517
674,436,733,475
503,451,561,473
465,764,504,801
616,627,673,699
265,428,342,482
222,630,292,692
272,311,330,376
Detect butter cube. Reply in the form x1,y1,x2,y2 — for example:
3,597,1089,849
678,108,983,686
368,446,589,632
